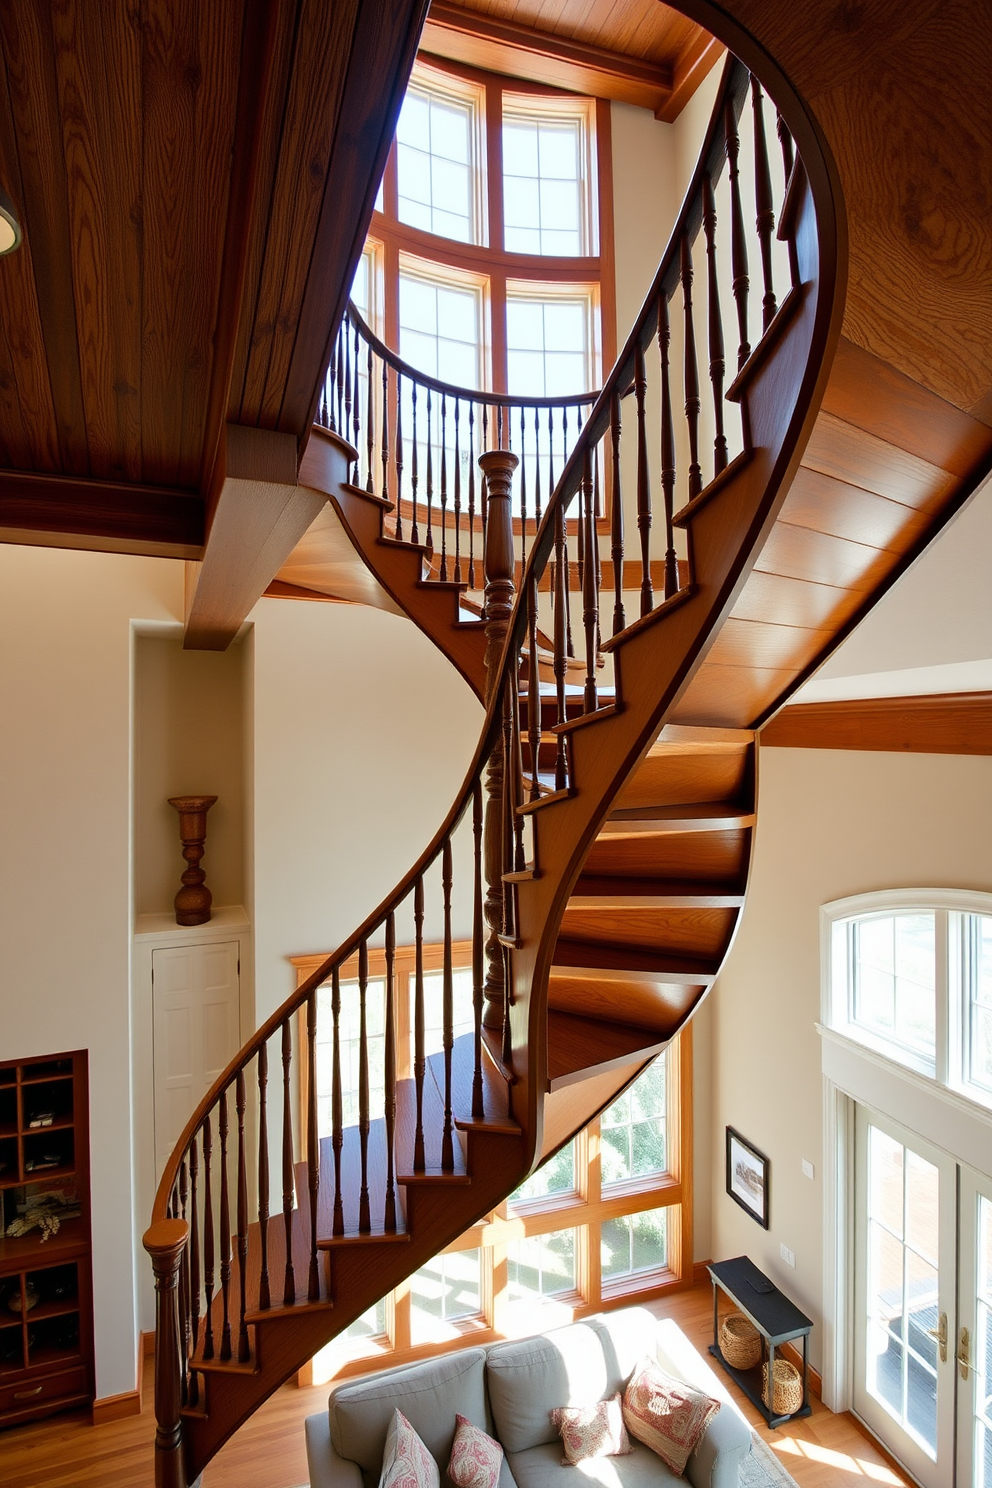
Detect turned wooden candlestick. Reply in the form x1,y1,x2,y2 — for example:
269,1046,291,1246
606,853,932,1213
168,795,218,925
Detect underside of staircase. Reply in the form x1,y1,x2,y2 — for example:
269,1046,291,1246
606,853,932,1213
144,15,992,1487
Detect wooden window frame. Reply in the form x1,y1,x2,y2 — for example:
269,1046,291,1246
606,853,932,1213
291,944,692,1385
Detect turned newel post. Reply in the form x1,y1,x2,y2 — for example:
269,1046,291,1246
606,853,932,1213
144,1217,190,1488
478,446,518,1030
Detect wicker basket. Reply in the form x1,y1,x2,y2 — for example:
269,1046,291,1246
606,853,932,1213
719,1312,761,1370
762,1357,803,1416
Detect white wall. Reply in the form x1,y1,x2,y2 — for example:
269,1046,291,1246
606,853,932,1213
703,745,992,1367
249,597,483,1022
0,544,182,1400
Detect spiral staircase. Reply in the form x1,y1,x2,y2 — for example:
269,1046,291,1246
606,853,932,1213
142,12,992,1487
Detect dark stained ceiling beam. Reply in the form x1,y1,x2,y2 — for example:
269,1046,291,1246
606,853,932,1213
0,468,203,558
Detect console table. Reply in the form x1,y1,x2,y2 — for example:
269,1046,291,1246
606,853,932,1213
708,1256,813,1428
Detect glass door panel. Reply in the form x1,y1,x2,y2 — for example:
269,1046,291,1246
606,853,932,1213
854,1106,956,1488
957,1172,992,1487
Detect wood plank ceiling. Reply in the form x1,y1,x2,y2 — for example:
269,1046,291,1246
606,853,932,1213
0,0,428,583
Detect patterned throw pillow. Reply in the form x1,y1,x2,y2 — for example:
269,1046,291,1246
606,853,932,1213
550,1392,632,1465
621,1358,721,1477
447,1413,504,1488
379,1408,440,1488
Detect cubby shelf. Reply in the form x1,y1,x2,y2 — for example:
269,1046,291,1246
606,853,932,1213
0,1052,93,1428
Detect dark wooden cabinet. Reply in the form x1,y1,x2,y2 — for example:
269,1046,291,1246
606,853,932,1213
0,1051,93,1427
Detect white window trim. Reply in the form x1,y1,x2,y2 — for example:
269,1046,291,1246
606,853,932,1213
818,887,992,1414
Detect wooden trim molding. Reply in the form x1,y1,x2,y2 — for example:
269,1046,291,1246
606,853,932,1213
92,1389,142,1426
760,692,992,756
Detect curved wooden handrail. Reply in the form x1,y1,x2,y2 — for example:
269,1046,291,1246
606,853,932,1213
344,301,600,412
147,40,843,1484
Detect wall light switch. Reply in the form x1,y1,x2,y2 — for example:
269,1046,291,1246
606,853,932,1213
780,1243,796,1268
802,1159,815,1181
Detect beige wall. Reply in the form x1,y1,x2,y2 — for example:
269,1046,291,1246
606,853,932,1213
701,745,992,1367
133,633,247,916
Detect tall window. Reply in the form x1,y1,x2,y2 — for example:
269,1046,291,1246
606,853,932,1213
362,59,614,399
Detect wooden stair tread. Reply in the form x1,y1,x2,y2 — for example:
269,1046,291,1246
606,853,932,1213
600,802,756,834
546,1009,667,1088
433,1032,519,1134
394,1067,470,1183
552,937,718,981
308,1123,409,1245
571,874,745,907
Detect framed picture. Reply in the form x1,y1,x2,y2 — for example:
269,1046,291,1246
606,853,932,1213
726,1127,769,1228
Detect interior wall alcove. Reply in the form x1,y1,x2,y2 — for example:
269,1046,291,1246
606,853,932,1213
133,626,249,919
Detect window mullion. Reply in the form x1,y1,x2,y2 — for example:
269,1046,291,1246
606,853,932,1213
935,908,949,1085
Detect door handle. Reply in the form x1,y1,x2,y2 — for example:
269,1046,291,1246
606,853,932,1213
959,1325,971,1381
13,1385,43,1400
927,1311,948,1363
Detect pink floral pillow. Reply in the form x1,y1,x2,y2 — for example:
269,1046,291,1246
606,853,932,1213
621,1358,720,1477
447,1413,503,1488
550,1392,632,1465
379,1408,440,1488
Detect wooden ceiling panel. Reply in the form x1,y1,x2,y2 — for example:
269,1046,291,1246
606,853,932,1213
235,0,360,428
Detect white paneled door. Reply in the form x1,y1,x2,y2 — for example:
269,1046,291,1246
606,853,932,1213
152,941,241,1177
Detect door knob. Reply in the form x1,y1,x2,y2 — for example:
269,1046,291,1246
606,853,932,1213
959,1325,971,1381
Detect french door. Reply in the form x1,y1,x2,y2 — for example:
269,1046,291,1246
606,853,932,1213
854,1105,992,1488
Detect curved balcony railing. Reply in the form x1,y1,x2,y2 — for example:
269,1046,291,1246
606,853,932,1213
316,303,599,591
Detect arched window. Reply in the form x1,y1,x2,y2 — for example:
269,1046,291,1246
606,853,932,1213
822,889,992,1101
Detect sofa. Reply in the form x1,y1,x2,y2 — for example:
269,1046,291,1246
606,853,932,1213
304,1308,753,1488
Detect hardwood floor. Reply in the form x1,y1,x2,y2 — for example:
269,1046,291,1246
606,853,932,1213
0,1282,911,1487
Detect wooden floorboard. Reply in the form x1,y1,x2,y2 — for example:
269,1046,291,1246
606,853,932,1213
0,1280,910,1487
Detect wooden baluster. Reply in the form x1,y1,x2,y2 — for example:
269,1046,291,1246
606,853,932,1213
201,1118,215,1360
384,912,398,1231
413,875,426,1170
342,314,354,471
480,405,489,554
510,662,526,874
726,96,750,370
703,175,728,478
776,109,800,286
143,1217,189,1488
358,941,372,1231
351,318,361,482
177,1160,190,1404
236,1072,250,1360
439,391,448,580
634,339,654,616
394,371,404,539
533,404,543,526
527,568,541,802
500,679,516,1069
281,1020,295,1305
751,76,777,332
187,1138,200,1406
257,1041,270,1311
453,396,463,583
519,404,527,570
609,390,625,634
381,356,389,503
592,451,603,645
581,448,598,712
478,447,519,1031
562,406,575,657
366,338,375,492
553,500,569,790
410,382,419,544
441,837,455,1172
681,235,703,502
471,781,485,1119
331,969,344,1236
546,405,555,518
658,297,679,599
334,322,344,435
467,401,477,587
425,387,434,560
218,1088,232,1361
306,987,320,1298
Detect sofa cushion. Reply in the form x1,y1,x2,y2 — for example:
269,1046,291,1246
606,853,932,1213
622,1359,720,1476
507,1439,681,1488
550,1393,631,1464
380,1410,441,1488
329,1348,489,1488
487,1320,641,1454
